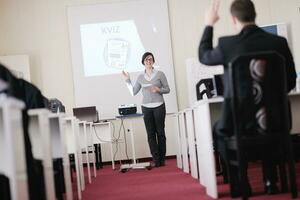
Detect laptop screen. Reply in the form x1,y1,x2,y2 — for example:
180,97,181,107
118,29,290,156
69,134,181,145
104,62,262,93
73,106,98,122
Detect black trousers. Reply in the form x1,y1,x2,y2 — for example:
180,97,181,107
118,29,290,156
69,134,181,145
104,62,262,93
142,103,166,164
213,121,278,186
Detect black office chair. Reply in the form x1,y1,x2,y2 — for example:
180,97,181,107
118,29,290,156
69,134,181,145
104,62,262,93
0,174,11,200
225,51,298,199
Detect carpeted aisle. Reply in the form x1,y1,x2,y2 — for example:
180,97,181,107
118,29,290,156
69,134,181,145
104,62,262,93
81,159,209,200
81,159,300,200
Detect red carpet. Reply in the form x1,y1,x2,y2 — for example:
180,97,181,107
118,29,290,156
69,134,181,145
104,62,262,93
217,162,300,199
79,159,300,200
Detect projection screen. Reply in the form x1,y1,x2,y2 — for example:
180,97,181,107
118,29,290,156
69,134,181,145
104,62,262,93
67,0,178,119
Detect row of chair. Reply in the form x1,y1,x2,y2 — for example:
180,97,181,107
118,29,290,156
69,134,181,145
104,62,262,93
173,104,220,199
0,93,108,200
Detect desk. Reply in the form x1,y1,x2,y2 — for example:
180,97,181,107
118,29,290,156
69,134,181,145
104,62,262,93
78,121,91,183
63,117,82,199
48,113,73,200
85,122,97,177
172,113,182,169
177,109,199,178
116,114,151,172
93,121,115,169
185,109,198,179
0,95,28,200
28,109,56,200
99,114,177,163
178,111,189,174
193,97,223,199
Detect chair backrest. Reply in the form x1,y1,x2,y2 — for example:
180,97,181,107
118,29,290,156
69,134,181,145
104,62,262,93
228,51,290,138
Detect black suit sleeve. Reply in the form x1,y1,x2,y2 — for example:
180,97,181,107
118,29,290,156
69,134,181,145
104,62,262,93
281,39,296,92
19,79,46,109
198,26,224,65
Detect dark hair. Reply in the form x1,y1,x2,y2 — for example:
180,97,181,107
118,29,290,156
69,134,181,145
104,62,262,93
141,52,155,65
230,0,256,23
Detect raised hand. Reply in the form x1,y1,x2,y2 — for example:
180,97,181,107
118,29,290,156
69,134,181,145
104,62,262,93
122,70,130,80
205,0,220,26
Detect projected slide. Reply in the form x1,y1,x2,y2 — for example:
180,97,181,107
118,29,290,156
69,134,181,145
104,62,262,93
80,20,145,77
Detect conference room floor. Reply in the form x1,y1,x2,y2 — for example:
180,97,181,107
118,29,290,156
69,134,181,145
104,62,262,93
77,159,300,200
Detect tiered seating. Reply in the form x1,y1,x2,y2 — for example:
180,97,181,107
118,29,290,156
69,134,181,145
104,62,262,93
0,62,106,199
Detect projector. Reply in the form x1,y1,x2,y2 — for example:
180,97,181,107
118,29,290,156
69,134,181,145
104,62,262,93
118,104,137,115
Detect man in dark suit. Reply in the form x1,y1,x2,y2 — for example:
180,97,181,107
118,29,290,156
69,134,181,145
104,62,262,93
198,0,296,196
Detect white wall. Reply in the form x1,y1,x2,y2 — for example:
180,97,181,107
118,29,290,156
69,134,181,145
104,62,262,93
0,0,299,112
0,55,31,81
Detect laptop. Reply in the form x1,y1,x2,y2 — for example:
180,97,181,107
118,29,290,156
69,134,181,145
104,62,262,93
73,106,99,123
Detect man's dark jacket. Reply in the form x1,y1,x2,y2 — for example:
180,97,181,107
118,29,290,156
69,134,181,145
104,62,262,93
198,25,297,136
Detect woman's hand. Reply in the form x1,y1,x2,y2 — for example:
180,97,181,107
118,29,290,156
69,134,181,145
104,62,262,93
122,70,130,80
151,86,161,93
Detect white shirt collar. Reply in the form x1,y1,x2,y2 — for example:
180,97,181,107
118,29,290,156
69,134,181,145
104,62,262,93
144,68,158,81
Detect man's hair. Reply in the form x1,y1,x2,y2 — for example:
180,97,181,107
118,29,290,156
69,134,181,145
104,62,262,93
230,0,256,23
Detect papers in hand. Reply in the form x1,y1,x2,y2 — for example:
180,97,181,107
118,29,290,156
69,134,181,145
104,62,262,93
125,82,154,96
141,83,153,89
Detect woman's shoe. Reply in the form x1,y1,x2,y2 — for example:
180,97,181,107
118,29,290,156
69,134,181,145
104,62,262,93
150,161,160,168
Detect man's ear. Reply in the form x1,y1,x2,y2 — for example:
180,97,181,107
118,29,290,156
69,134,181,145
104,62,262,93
231,16,237,25
231,16,240,32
